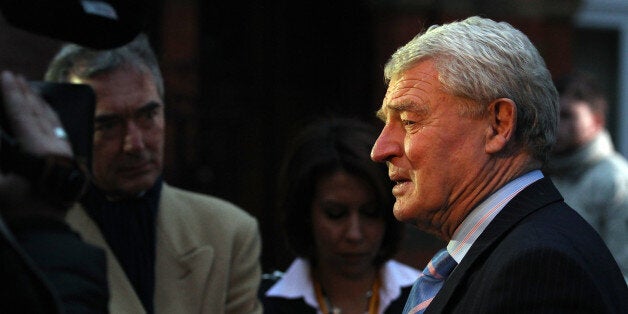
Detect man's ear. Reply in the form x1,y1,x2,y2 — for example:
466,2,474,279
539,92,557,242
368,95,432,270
485,98,516,154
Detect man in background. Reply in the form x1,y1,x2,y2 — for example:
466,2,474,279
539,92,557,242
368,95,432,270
45,34,262,313
545,71,628,281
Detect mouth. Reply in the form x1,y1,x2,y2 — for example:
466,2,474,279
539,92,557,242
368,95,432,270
389,171,412,196
391,176,411,185
117,161,153,176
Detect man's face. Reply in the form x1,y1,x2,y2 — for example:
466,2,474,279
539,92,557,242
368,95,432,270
72,66,164,198
553,97,602,155
370,60,489,234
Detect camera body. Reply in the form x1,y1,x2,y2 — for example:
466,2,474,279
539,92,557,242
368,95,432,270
0,81,95,170
0,81,95,208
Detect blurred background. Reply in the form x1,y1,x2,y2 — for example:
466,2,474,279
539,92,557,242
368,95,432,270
1,0,626,272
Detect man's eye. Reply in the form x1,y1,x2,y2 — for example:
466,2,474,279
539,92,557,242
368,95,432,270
138,109,158,121
145,109,159,119
402,119,416,127
135,109,159,128
95,120,121,132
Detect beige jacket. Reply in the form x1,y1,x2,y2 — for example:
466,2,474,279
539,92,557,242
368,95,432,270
66,183,263,313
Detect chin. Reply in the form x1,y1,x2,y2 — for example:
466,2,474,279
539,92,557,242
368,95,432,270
392,204,415,223
339,263,374,279
121,177,158,195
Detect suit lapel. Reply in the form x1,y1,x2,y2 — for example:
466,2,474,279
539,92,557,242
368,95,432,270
67,184,216,313
153,184,215,313
427,177,563,313
65,205,146,313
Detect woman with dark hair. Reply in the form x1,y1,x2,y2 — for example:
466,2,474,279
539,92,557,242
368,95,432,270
261,117,418,314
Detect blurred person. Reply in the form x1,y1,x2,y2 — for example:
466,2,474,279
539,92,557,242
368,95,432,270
262,117,419,314
545,71,628,281
1,70,108,313
370,16,628,313
44,34,262,313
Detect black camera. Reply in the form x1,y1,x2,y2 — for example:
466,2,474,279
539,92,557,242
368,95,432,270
0,82,95,208
0,0,145,208
0,81,95,170
1,0,146,163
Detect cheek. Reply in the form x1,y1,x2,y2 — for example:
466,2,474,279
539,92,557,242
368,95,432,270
148,139,164,157
575,116,597,134
312,224,338,255
313,219,352,251
403,136,425,165
146,127,165,151
92,140,118,167
91,152,114,184
404,130,455,163
366,221,386,242
404,133,449,178
311,215,332,241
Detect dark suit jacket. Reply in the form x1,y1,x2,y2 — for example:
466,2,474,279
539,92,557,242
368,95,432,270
427,177,628,313
0,216,62,314
1,216,108,314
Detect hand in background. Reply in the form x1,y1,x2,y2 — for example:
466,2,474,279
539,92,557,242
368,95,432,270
1,70,72,158
1,70,75,215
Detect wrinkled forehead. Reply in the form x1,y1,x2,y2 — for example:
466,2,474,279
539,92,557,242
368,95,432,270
385,65,439,101
379,61,441,111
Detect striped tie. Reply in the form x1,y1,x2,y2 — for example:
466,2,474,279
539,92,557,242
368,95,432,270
403,248,458,314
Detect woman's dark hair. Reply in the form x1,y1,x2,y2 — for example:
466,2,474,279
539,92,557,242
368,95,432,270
277,117,401,267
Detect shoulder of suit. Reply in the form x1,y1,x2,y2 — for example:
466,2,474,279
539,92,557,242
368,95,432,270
161,183,256,221
66,202,91,224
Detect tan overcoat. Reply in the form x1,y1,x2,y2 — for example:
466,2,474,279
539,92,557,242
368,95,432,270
66,183,263,314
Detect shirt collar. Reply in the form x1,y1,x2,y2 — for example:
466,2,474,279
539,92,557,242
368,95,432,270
447,170,544,263
265,258,419,313
265,258,317,307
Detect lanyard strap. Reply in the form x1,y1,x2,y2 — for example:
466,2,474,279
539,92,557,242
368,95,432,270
313,275,381,314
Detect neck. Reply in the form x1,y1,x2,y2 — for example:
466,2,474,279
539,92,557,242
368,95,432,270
440,153,537,240
313,265,379,314
104,190,146,202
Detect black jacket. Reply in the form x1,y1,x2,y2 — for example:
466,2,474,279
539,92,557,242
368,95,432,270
428,178,628,313
1,216,108,313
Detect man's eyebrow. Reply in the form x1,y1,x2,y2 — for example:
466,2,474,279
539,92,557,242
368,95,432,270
94,113,121,124
391,101,428,112
136,101,161,115
375,108,386,121
375,100,430,121
94,101,162,123
385,100,430,116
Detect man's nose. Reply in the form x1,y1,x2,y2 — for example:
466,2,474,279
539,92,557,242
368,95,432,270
371,124,402,162
123,121,145,153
